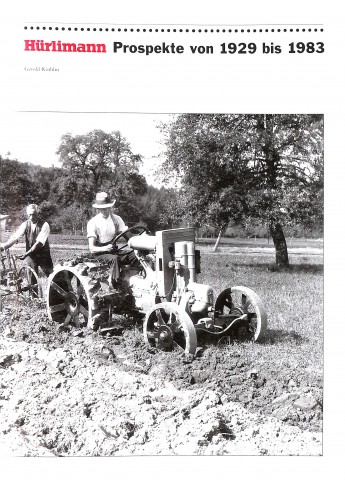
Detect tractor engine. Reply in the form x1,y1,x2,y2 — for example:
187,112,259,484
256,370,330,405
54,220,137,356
127,228,214,317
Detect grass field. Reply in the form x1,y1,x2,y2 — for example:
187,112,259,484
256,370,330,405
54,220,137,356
199,252,323,372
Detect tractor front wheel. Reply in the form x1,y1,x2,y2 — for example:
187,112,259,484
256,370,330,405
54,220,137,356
214,286,267,341
143,302,197,355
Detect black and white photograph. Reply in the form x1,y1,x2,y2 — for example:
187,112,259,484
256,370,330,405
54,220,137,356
0,112,323,456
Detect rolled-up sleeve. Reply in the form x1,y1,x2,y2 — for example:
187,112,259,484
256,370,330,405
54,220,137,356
9,222,27,243
87,219,97,239
116,216,128,234
36,222,50,245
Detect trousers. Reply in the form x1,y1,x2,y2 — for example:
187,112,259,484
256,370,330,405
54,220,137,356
24,253,54,277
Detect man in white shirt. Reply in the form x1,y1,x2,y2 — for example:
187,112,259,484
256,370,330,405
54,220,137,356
87,192,128,253
0,203,54,276
87,192,137,284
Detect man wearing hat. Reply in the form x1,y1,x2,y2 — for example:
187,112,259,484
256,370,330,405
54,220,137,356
0,203,54,276
87,192,135,284
87,192,128,254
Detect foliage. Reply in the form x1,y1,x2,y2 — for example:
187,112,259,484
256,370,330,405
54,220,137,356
51,203,87,234
138,186,182,231
1,117,323,252
38,200,58,222
55,130,142,208
0,157,33,214
114,171,148,226
159,114,324,267
53,129,149,228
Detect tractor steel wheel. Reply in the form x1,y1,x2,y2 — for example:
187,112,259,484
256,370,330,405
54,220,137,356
143,302,197,355
19,265,42,299
47,265,108,330
214,286,267,341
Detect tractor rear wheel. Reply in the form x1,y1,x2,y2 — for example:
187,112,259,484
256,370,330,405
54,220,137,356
214,286,267,341
143,302,197,355
47,265,109,330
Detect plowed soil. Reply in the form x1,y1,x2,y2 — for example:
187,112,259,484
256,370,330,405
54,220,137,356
0,294,322,456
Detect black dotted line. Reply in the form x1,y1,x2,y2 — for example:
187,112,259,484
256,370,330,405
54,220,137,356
23,26,324,33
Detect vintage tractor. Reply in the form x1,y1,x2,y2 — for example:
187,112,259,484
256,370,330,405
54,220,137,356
46,227,267,354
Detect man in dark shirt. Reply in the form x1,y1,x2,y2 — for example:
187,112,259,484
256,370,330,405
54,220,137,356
0,203,53,276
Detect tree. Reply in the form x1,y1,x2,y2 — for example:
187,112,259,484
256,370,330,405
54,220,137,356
53,204,87,234
56,129,143,212
114,171,148,226
139,186,182,232
26,165,57,203
159,114,323,268
37,200,57,223
0,157,33,214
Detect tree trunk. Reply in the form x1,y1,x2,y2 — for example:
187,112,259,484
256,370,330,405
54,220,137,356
213,228,224,252
269,220,289,268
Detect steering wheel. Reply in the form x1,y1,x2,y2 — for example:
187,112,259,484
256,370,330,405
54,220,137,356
112,225,149,253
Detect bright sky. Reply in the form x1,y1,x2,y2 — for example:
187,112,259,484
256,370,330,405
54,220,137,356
0,112,174,186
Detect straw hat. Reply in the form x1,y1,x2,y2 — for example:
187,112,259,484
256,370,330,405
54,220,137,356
92,192,116,209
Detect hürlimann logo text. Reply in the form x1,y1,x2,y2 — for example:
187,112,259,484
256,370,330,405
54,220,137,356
24,40,106,53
